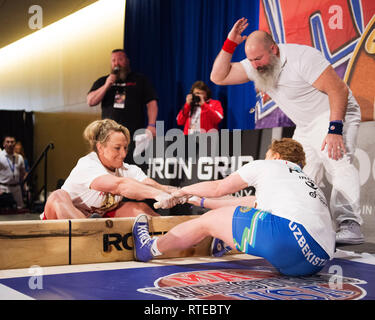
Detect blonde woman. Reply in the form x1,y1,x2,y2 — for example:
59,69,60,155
42,119,176,220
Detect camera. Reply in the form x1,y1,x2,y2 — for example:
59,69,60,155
191,94,201,105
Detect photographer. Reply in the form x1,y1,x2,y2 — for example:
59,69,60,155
177,81,223,135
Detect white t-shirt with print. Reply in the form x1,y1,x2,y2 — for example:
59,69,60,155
240,43,361,128
235,159,335,258
61,152,147,216
188,107,201,134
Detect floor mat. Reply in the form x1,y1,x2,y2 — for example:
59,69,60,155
0,256,374,300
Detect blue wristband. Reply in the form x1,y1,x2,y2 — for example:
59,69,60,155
328,120,343,135
200,197,205,208
148,123,156,127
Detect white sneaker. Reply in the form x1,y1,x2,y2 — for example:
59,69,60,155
336,220,365,245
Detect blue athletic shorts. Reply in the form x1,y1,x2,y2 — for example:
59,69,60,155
232,206,330,276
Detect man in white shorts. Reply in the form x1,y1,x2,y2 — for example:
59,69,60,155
209,18,363,244
133,138,335,276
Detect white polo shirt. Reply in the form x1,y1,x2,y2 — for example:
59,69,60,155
0,150,25,208
235,159,335,258
59,152,147,217
240,43,360,128
0,150,25,187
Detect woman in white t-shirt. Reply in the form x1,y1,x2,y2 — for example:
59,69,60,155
42,119,178,220
132,138,336,276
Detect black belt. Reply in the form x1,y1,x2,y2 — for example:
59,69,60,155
0,182,19,187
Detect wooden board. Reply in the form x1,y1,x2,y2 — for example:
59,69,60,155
0,216,214,270
0,220,70,269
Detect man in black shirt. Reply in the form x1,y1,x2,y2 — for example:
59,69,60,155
87,49,158,163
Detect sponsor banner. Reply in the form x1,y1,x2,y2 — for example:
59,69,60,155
139,268,366,300
344,15,375,121
257,0,375,128
136,259,373,300
135,127,261,215
136,122,375,228
319,121,375,235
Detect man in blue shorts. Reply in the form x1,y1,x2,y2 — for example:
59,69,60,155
132,138,335,276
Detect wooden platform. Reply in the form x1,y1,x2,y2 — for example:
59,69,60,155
0,216,214,270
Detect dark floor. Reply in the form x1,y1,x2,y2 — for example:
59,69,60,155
336,242,375,254
0,211,41,221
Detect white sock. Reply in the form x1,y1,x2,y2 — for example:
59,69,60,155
150,237,162,257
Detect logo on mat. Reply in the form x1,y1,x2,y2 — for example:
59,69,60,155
138,267,367,300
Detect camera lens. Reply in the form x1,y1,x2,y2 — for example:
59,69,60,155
192,94,200,104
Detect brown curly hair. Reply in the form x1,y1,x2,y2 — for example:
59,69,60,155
189,80,212,99
269,138,306,168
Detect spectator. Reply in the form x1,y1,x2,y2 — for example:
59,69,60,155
14,141,30,175
14,141,31,205
87,49,159,164
177,81,224,135
0,135,25,208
